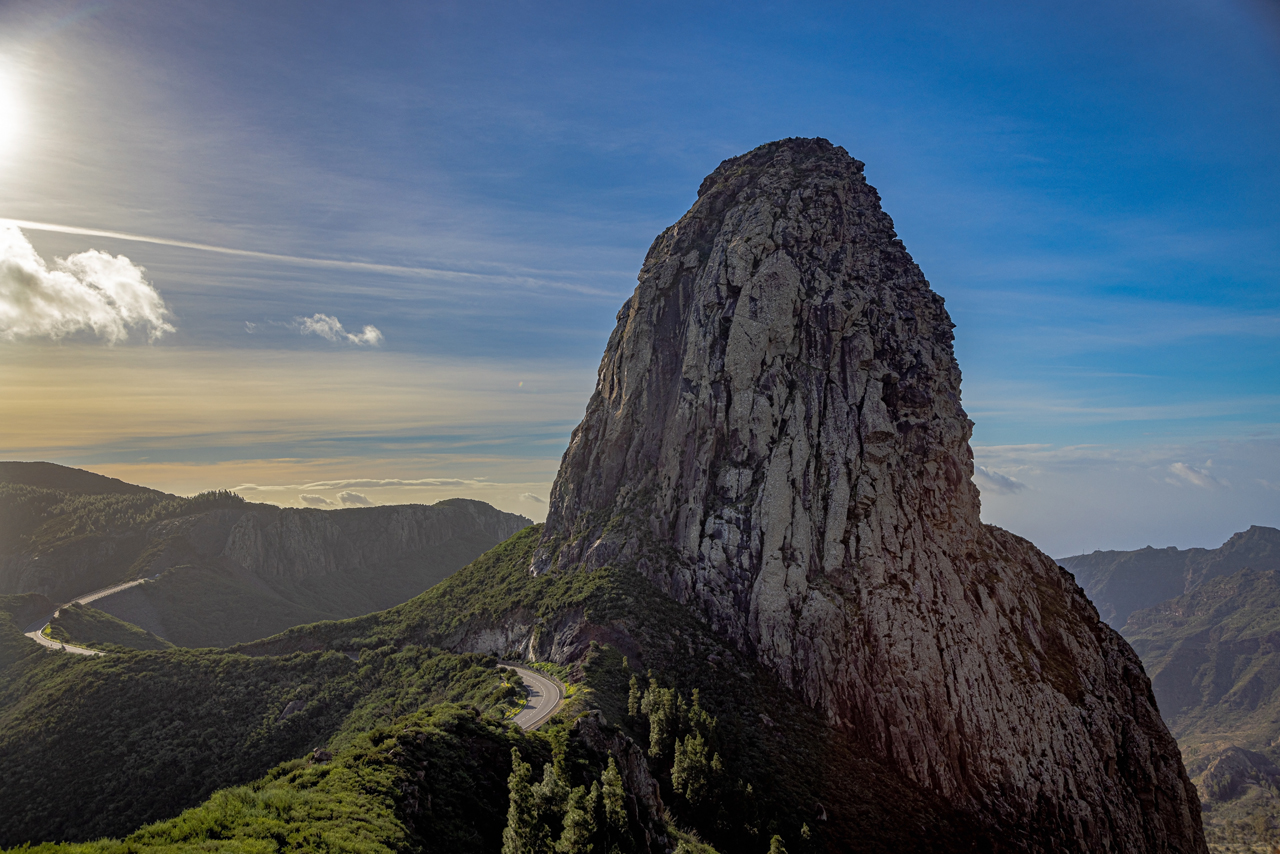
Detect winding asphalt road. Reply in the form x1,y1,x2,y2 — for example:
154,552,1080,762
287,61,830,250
22,577,151,656
505,664,565,731
21,585,566,732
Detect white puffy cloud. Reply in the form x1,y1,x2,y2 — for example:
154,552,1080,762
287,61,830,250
0,223,174,342
297,313,383,346
338,490,374,506
298,493,334,506
1167,461,1227,489
519,492,546,504
973,465,1027,495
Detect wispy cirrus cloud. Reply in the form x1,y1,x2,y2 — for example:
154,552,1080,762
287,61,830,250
0,224,174,342
297,313,383,346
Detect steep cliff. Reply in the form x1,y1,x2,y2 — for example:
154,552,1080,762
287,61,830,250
532,138,1204,851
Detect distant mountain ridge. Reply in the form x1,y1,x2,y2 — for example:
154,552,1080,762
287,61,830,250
0,461,532,648
1060,525,1280,628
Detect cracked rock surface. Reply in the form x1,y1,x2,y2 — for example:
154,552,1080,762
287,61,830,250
533,138,1205,852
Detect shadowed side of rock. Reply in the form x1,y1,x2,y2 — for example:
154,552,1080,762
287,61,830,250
532,138,1204,852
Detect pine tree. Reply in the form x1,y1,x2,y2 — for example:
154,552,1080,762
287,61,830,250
557,784,600,854
688,689,715,740
503,748,537,854
670,733,707,805
531,762,569,851
602,755,628,838
549,726,571,779
769,834,788,854
627,674,642,719
644,685,678,759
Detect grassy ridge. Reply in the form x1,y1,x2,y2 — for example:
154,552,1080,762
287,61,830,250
0,482,245,556
0,613,523,846
46,603,174,652
0,480,247,604
10,704,539,854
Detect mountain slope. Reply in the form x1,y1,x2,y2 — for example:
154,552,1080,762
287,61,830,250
233,524,992,852
0,463,531,647
1061,525,1280,628
1124,568,1280,847
2,527,977,853
0,588,531,847
1126,567,1280,751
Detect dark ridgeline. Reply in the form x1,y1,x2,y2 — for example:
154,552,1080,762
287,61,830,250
1061,525,1280,628
534,137,1205,851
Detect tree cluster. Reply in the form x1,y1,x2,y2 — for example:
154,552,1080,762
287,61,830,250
501,744,638,854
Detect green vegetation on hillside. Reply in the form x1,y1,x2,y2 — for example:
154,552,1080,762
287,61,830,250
0,593,53,668
45,603,174,652
1127,568,1280,749
0,598,526,845
11,705,542,854
0,479,248,604
243,525,988,852
2,464,531,651
4,522,990,852
0,483,245,556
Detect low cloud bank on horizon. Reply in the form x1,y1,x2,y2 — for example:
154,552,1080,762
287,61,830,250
0,224,174,342
297,313,383,346
973,465,1027,495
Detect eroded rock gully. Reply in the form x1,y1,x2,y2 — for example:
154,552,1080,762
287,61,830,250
531,138,1204,851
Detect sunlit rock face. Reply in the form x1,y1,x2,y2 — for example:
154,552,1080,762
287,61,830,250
534,138,1205,852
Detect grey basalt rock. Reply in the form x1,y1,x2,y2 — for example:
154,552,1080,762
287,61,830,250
532,138,1204,851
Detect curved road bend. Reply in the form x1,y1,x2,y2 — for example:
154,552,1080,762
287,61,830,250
21,588,567,733
505,664,565,731
22,578,152,657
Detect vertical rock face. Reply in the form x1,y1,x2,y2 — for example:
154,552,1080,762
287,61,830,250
534,138,1205,851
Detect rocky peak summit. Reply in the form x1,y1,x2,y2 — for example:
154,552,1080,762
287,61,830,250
534,138,1204,851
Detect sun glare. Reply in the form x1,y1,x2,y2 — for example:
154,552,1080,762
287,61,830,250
0,70,25,161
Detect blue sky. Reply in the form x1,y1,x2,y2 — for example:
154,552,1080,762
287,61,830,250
0,0,1277,556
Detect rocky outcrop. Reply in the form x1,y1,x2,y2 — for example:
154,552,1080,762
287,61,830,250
1195,747,1280,803
533,138,1204,851
573,711,668,850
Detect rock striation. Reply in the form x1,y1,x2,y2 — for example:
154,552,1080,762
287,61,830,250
532,138,1205,851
